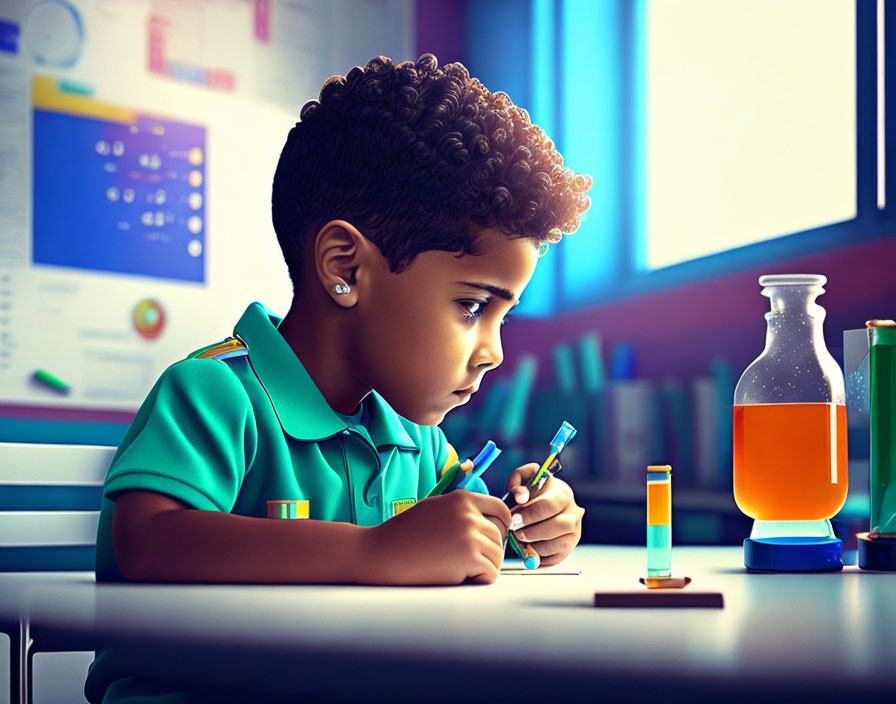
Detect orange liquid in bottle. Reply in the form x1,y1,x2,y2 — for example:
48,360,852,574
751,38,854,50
733,403,848,521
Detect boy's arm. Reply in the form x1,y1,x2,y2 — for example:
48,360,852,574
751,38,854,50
113,488,511,585
113,490,368,583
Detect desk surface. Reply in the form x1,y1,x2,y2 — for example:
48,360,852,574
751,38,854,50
2,545,895,702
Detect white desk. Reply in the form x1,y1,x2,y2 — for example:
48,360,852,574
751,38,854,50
2,545,895,703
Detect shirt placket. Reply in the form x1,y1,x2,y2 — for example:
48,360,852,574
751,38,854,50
340,429,383,526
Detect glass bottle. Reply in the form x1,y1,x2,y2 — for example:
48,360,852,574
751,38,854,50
733,274,848,541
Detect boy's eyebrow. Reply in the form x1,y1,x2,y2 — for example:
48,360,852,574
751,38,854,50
457,281,520,306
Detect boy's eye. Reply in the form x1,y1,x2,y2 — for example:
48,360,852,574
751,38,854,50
459,299,512,326
459,300,486,320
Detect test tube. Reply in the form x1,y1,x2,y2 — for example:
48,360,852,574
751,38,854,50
646,465,672,578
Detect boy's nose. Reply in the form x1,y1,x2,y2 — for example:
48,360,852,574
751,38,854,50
473,330,503,370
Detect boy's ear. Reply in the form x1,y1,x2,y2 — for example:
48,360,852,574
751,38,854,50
313,219,369,308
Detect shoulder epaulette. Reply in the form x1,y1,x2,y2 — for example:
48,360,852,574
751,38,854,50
188,337,248,361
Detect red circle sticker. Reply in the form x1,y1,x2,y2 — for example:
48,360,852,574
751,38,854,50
133,299,165,339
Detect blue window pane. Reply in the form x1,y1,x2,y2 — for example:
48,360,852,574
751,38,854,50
559,0,623,306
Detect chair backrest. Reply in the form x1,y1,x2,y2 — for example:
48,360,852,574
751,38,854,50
0,442,116,571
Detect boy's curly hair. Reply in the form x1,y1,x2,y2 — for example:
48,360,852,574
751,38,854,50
272,53,592,285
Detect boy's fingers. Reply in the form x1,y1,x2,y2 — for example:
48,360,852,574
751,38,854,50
469,556,500,583
468,492,512,531
514,509,580,542
512,478,577,528
510,486,530,505
515,489,563,526
537,551,567,567
478,510,509,545
466,529,505,578
521,532,579,567
481,531,506,571
504,463,540,493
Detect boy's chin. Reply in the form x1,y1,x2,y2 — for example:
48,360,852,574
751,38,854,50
414,410,448,427
399,406,448,427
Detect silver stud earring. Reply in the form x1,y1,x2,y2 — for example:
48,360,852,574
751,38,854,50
334,283,351,295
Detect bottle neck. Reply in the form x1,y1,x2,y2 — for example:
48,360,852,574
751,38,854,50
762,288,826,352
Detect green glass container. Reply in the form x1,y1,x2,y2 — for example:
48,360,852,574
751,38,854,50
869,324,896,536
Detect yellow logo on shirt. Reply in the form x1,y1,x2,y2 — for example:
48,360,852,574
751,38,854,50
392,498,416,516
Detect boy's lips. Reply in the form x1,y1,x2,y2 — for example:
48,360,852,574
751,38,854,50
452,384,479,400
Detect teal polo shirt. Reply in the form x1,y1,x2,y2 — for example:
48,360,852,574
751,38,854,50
93,301,451,582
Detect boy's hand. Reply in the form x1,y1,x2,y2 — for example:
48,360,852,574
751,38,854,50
505,463,584,566
363,491,511,585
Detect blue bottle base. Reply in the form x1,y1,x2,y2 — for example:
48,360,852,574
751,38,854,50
743,537,843,572
857,532,896,571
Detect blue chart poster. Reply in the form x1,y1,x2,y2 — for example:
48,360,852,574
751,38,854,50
32,109,207,283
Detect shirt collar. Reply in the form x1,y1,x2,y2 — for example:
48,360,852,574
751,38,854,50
233,302,418,451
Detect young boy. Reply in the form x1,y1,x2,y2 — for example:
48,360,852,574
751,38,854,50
87,53,591,701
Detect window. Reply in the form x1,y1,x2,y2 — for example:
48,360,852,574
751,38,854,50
642,0,857,271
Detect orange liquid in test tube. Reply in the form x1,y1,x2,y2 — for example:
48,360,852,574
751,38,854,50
733,403,848,521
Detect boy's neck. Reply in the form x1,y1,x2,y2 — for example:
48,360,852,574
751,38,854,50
278,294,369,416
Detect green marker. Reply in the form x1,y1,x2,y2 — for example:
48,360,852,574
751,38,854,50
33,369,71,394
58,79,94,97
426,460,466,498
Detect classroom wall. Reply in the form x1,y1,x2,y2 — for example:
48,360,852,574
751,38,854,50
414,0,466,64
